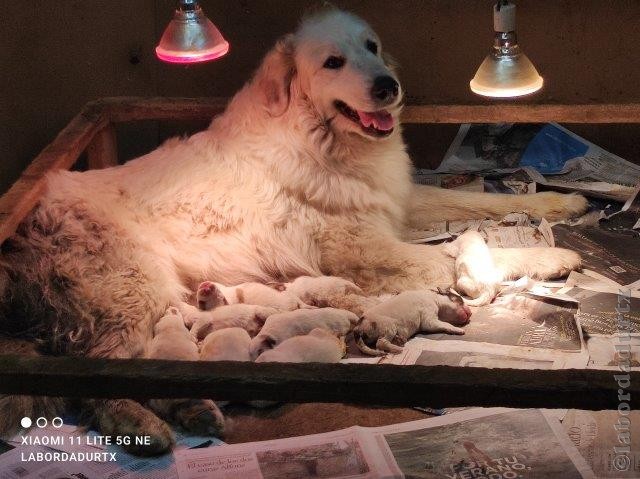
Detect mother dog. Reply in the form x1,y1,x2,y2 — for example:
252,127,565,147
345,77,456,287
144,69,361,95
0,9,586,453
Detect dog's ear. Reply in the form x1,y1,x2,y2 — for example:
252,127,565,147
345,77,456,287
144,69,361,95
255,34,296,117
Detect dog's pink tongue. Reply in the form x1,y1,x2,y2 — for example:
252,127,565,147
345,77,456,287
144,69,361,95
357,110,394,131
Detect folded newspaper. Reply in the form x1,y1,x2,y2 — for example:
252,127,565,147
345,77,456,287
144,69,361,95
174,408,595,479
423,122,640,202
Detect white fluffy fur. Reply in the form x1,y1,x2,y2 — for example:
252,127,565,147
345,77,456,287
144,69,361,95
200,327,251,362
444,231,501,306
283,275,363,306
187,304,278,341
354,290,471,356
249,307,357,360
147,307,198,361
255,328,345,363
213,281,309,311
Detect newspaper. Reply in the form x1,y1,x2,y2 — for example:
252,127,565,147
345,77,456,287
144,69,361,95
0,422,223,479
434,123,640,201
383,337,588,370
585,334,640,370
561,410,640,478
553,223,640,285
424,293,584,352
564,286,640,335
600,183,640,236
406,213,552,247
175,408,595,479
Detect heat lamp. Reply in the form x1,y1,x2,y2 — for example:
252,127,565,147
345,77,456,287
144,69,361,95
470,0,543,98
156,0,229,64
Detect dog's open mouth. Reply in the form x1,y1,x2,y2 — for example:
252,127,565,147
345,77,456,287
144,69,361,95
334,100,394,137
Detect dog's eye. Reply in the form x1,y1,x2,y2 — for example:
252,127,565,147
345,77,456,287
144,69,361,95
366,40,378,55
323,56,345,69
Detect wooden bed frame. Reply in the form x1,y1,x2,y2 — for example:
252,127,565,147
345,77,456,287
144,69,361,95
1,97,639,410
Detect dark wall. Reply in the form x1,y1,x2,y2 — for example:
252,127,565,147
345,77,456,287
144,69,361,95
2,0,640,193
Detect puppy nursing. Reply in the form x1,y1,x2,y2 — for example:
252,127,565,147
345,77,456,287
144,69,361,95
255,328,345,363
249,307,358,359
354,289,472,356
147,307,198,361
210,281,311,311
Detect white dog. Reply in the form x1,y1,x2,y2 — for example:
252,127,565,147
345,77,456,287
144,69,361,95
147,307,199,361
188,304,278,341
209,281,310,311
444,231,501,306
0,8,586,453
255,328,346,363
354,289,471,356
200,327,251,362
278,275,363,306
249,308,358,360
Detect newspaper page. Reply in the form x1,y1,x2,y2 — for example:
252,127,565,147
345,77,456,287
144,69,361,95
174,426,397,479
561,410,640,478
434,123,640,200
565,286,640,335
175,409,596,479
424,293,584,352
383,337,588,369
370,408,595,479
553,224,640,285
600,182,640,236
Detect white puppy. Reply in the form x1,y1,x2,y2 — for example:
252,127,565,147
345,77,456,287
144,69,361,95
255,328,345,363
200,327,251,362
189,304,279,341
444,231,501,306
278,275,363,306
249,307,358,359
196,281,228,310
147,307,199,361
211,281,310,311
354,289,472,356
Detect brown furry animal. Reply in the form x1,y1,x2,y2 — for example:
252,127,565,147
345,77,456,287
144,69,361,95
0,8,585,454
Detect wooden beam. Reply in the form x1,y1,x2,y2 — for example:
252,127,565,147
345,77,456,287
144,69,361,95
0,354,635,410
87,124,118,169
0,103,107,244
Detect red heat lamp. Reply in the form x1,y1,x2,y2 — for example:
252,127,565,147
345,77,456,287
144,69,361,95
156,0,229,64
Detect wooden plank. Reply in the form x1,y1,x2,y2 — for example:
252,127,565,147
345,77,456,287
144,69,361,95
0,354,635,410
95,97,640,124
0,103,107,244
87,124,118,169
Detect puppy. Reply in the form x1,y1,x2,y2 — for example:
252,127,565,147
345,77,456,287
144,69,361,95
200,327,251,362
354,289,472,356
189,304,279,341
278,275,363,306
212,281,310,311
255,328,345,363
444,230,501,306
249,308,358,360
196,281,228,310
147,307,198,361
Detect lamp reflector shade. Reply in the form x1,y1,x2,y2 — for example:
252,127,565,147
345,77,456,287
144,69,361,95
470,51,543,98
156,3,229,64
470,1,543,98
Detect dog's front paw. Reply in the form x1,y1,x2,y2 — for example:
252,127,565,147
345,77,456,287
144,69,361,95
93,399,175,456
527,192,588,221
150,399,225,438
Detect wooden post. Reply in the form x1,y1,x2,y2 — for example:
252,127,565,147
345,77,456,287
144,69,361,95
86,124,118,169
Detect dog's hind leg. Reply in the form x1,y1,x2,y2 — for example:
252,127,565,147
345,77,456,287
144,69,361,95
490,247,582,281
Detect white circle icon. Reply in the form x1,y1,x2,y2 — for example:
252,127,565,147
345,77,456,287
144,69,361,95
20,417,32,428
36,417,47,428
52,417,63,428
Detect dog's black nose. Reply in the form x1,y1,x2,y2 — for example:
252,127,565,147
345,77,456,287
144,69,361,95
371,76,399,102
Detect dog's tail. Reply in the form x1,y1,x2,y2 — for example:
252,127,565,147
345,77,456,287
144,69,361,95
0,338,66,439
